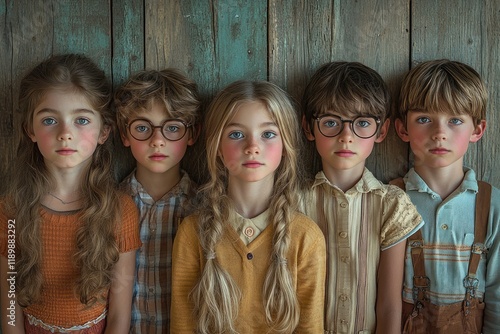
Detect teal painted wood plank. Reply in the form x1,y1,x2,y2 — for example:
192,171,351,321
146,0,268,183
111,0,145,181
112,0,144,87
53,0,111,76
146,0,267,97
213,0,267,87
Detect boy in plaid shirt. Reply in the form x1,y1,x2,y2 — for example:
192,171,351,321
114,69,201,333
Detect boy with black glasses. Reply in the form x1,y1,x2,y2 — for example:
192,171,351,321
300,61,423,334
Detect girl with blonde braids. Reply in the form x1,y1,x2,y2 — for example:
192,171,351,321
171,80,326,333
0,54,141,333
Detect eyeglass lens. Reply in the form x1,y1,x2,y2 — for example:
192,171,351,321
129,119,188,141
317,115,379,138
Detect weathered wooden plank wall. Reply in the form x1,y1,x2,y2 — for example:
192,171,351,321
1,0,499,194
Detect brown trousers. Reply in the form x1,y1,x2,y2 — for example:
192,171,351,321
402,299,484,334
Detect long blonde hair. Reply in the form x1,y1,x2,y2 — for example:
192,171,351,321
5,54,120,307
191,80,301,333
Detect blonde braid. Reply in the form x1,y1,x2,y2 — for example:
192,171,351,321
191,175,242,333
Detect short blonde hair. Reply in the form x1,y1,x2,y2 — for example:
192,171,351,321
398,59,487,124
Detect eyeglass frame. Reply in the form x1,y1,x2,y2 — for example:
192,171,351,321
127,118,192,141
313,114,382,139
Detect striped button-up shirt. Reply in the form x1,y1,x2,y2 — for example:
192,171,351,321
120,170,198,334
300,168,423,334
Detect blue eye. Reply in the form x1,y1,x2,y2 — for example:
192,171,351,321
355,119,371,128
228,131,244,139
449,118,464,125
323,119,339,128
75,118,90,125
165,125,180,133
416,117,431,124
262,131,277,139
41,118,57,126
135,125,150,133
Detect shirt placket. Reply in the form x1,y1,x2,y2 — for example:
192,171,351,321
336,195,352,333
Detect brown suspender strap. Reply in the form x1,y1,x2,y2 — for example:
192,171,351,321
402,179,492,303
464,181,492,299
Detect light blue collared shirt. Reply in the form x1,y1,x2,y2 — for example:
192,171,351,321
402,167,500,333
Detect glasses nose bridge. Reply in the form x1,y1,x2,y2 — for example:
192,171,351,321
339,118,355,134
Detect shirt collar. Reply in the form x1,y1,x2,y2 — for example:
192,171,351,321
311,168,385,194
230,209,270,231
404,167,478,194
123,169,193,205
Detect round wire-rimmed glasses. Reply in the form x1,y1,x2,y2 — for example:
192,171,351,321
314,114,381,139
127,118,191,141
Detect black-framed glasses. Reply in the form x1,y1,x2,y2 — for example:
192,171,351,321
314,114,381,139
127,118,191,141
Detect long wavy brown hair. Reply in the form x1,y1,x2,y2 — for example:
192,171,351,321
4,54,120,307
191,80,302,333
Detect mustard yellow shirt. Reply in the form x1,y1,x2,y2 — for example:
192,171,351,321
171,212,326,333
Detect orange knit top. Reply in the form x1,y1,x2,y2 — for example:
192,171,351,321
0,194,141,328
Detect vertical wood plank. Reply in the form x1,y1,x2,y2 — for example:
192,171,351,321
482,0,500,187
270,0,410,183
146,0,267,97
52,0,112,76
145,0,267,183
1,0,58,193
112,0,145,181
0,0,113,192
412,0,499,187
112,0,144,87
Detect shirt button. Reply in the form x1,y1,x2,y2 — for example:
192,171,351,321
244,227,255,237
339,231,348,238
341,256,349,263
441,224,449,230
340,202,347,208
247,253,253,260
149,287,155,294
340,294,348,301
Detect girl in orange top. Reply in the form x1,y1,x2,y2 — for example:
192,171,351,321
0,54,141,333
171,80,326,333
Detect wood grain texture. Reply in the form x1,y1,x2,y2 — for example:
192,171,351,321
411,0,499,186
269,0,410,182
112,0,145,181
0,0,499,191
